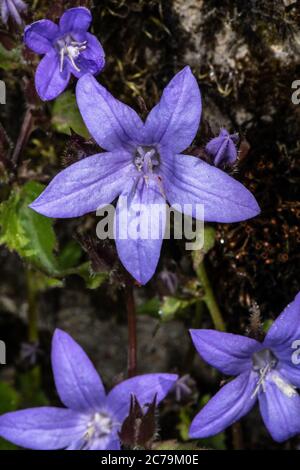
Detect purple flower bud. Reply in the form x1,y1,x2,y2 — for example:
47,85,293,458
205,128,239,167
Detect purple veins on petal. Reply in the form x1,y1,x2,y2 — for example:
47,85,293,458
189,292,300,443
31,68,260,284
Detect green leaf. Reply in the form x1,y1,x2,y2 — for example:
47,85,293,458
0,181,59,275
0,44,22,71
0,381,20,414
137,297,160,316
70,262,108,289
52,90,90,138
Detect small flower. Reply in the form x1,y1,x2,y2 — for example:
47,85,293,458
29,67,260,284
189,292,300,443
1,0,27,26
0,329,177,450
205,128,239,167
24,7,105,101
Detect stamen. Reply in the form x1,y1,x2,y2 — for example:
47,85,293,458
57,36,87,73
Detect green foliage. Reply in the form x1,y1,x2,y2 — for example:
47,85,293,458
52,90,90,138
192,226,216,268
155,440,201,450
137,296,196,322
0,181,58,275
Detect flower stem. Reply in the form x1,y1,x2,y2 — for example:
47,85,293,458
196,260,226,331
26,269,39,343
125,285,137,377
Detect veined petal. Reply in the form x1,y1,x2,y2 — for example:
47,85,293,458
114,176,167,284
1,0,9,24
71,32,105,78
29,151,133,218
259,374,300,442
59,7,92,33
106,374,178,423
51,329,106,412
189,372,257,439
190,329,261,376
24,20,59,54
161,151,260,222
263,292,300,386
144,66,201,152
76,74,144,151
35,49,70,101
0,407,86,450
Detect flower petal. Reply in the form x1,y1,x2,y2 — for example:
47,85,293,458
29,151,133,218
206,129,238,167
76,74,144,151
106,373,178,423
24,20,59,54
35,49,70,101
1,0,9,24
59,7,92,33
51,329,106,412
190,329,261,375
259,374,300,442
161,152,260,222
189,372,257,439
71,32,105,78
0,407,85,450
144,66,201,152
263,292,300,386
114,176,167,284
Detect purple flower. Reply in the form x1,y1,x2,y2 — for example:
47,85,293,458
29,67,260,284
1,0,27,25
205,128,239,167
0,329,177,450
189,292,300,443
24,7,105,101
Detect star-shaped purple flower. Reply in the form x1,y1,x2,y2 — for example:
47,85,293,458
0,329,178,450
1,0,27,25
24,7,105,101
205,128,239,167
189,292,300,443
29,67,260,284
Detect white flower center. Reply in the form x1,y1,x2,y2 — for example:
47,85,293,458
85,412,113,441
56,35,87,73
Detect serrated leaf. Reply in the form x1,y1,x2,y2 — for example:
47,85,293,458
0,181,59,275
52,90,90,138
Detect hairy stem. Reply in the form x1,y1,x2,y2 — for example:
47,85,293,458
196,261,225,331
125,285,137,377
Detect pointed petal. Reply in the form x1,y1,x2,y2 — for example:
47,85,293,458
71,32,105,78
24,20,59,54
190,329,261,375
106,374,178,423
35,49,70,101
7,0,23,25
206,129,238,167
51,329,106,412
114,176,167,284
76,74,144,151
259,374,300,442
59,7,92,33
29,151,133,218
144,66,201,152
161,151,260,222
189,372,257,439
0,407,86,450
263,293,300,386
